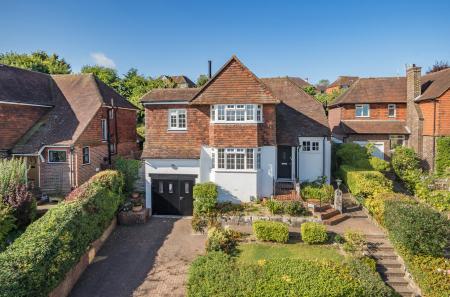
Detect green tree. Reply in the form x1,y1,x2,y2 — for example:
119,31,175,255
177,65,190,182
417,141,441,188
81,65,121,91
0,51,71,74
316,79,330,89
315,88,345,106
197,74,209,87
302,86,317,96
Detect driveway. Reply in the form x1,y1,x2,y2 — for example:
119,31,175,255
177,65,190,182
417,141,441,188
70,217,206,297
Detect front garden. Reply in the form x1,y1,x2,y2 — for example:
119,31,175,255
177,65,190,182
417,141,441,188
187,182,397,297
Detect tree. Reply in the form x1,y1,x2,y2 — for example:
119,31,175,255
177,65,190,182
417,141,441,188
0,51,71,74
197,74,209,87
81,65,121,91
427,60,449,73
314,88,345,106
316,79,330,88
302,86,317,96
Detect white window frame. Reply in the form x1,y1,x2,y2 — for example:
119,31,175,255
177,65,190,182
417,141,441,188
355,104,370,118
47,149,68,163
210,104,263,123
301,141,320,153
168,109,187,131
388,104,396,118
82,146,90,165
390,135,405,150
101,119,108,141
212,147,259,172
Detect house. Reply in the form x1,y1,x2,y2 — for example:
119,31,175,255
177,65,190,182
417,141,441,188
0,64,139,195
326,76,359,94
328,65,450,170
328,76,408,160
141,56,331,215
161,75,196,88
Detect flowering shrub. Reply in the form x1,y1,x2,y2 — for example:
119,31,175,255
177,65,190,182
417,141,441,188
391,147,422,193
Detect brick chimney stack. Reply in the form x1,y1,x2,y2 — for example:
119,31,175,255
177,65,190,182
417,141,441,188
406,64,423,156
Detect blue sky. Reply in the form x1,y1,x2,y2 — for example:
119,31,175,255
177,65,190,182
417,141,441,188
1,0,450,84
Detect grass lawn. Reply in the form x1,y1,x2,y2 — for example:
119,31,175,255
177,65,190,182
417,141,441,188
237,242,344,265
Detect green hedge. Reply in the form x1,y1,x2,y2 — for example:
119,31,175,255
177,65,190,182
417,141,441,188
265,200,308,216
0,202,15,250
300,183,334,203
391,147,422,193
114,156,140,193
436,136,450,176
337,165,393,201
187,251,396,297
253,221,289,243
193,182,218,215
301,222,328,244
415,175,450,211
0,170,124,297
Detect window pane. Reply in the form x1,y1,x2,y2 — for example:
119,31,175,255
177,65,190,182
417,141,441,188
218,105,225,120
246,105,254,120
49,151,67,162
236,108,245,121
185,182,190,194
226,108,235,121
168,183,173,193
257,150,261,169
101,119,108,140
178,113,186,128
82,147,89,164
170,114,177,128
302,141,310,151
256,105,262,121
363,104,369,116
210,106,215,121
218,149,225,168
312,142,319,151
236,152,245,169
226,153,236,169
388,104,396,117
211,151,215,168
159,181,164,193
246,149,254,169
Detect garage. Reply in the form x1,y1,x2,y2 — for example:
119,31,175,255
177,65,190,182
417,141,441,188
151,175,195,216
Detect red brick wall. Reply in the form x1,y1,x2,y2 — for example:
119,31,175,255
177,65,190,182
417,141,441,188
210,124,259,147
328,107,342,133
0,103,49,150
325,86,340,94
75,145,108,186
437,89,450,136
341,103,406,120
40,147,72,194
420,100,436,136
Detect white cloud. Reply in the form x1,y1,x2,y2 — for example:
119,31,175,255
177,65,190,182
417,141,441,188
90,52,116,68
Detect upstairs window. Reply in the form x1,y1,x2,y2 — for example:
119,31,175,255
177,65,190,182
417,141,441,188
82,147,90,164
355,104,370,117
388,104,396,118
210,104,263,123
48,150,67,163
101,119,108,141
168,109,187,130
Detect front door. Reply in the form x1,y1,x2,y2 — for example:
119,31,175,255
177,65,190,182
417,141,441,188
152,178,194,215
277,146,292,179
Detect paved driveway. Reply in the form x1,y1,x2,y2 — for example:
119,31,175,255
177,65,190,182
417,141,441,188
70,217,206,297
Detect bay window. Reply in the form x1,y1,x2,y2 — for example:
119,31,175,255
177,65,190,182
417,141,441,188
210,104,263,123
213,148,261,171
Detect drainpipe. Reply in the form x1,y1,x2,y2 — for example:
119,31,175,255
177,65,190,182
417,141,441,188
322,137,326,180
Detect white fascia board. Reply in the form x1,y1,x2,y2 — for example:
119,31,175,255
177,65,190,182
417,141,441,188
0,101,53,108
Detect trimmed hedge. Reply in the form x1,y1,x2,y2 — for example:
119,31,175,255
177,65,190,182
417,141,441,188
253,221,289,243
436,136,450,176
301,222,328,244
337,165,393,201
193,182,218,215
364,192,411,223
383,200,449,257
0,202,15,250
0,170,124,297
187,251,396,297
391,147,422,193
300,183,334,203
265,200,309,216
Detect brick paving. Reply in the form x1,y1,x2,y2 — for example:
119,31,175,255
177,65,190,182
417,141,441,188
69,217,206,297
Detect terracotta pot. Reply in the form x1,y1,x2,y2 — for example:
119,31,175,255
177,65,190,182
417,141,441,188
132,205,143,212
131,192,140,199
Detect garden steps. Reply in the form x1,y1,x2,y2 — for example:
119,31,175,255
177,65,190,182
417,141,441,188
322,213,349,225
319,208,340,220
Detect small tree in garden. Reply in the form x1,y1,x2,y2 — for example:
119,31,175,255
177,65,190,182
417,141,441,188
114,156,141,194
0,158,27,199
193,182,218,215
391,147,422,192
3,185,36,229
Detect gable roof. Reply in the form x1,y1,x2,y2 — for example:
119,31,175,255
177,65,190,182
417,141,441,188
10,72,136,154
141,88,199,103
330,77,406,107
171,75,196,87
0,64,54,106
261,77,330,145
190,56,279,104
416,68,450,102
328,76,359,89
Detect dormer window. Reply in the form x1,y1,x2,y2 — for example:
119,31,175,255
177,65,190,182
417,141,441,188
355,104,370,117
388,104,396,118
210,104,263,123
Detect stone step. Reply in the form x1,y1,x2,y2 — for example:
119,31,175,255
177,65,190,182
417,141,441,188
372,253,398,260
367,242,395,251
344,205,362,212
313,204,331,212
319,209,340,220
323,214,349,225
393,287,415,297
377,267,405,278
385,277,410,286
377,260,403,269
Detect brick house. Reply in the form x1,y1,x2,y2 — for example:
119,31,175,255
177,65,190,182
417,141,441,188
328,65,450,169
326,76,359,94
0,64,139,195
141,56,331,215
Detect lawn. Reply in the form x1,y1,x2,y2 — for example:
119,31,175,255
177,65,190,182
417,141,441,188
237,242,344,264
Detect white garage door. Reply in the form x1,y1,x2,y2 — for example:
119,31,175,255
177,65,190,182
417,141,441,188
353,141,385,160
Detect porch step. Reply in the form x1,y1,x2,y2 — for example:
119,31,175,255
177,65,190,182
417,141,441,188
319,208,340,220
323,214,349,225
311,203,331,212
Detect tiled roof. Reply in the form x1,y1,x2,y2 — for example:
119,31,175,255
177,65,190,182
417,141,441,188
171,75,196,87
328,76,359,88
141,146,201,159
191,56,279,104
340,120,409,134
261,77,330,145
330,77,406,106
141,88,199,103
416,68,450,101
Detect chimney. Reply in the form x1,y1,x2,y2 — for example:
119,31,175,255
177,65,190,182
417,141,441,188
406,64,424,157
208,60,212,79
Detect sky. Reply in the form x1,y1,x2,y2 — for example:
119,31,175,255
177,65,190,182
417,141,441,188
1,0,450,84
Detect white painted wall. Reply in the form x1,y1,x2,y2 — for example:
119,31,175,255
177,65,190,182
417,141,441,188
298,137,331,183
257,146,276,197
214,171,258,203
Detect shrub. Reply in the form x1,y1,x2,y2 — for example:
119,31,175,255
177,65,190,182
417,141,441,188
0,202,15,250
206,227,239,254
283,201,308,216
342,230,366,255
193,182,218,215
0,158,27,199
338,165,393,201
436,136,450,176
301,222,328,244
114,156,140,193
391,147,422,192
369,157,391,172
300,183,334,203
415,175,450,211
265,199,284,214
253,221,289,243
191,214,208,233
2,184,36,229
336,143,370,168
383,200,449,256
188,251,396,297
0,170,124,297
364,192,411,223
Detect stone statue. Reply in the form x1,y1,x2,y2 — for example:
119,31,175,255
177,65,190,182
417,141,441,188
334,189,343,213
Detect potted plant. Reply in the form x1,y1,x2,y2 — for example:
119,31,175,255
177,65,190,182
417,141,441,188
132,198,143,212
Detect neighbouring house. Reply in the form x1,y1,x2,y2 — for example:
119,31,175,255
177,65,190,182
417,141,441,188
328,65,450,170
161,75,196,88
326,76,359,94
141,56,331,215
0,64,139,195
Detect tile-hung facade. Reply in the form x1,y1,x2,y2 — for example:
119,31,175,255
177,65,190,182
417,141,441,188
0,64,139,195
141,56,331,215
